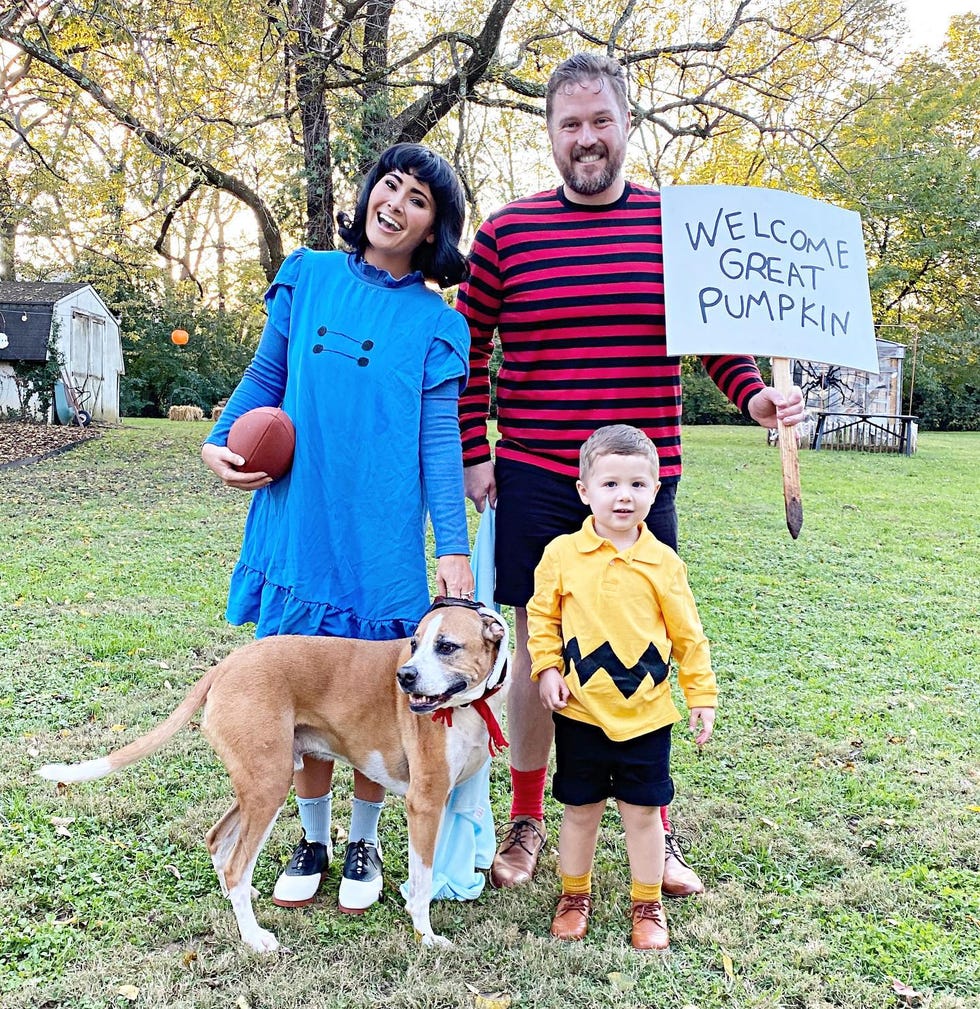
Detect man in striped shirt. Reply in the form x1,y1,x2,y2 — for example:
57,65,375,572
457,52,806,897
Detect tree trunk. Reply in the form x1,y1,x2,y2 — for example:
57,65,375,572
361,0,395,167
0,173,16,281
291,0,335,250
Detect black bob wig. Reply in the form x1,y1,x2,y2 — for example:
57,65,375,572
337,143,469,289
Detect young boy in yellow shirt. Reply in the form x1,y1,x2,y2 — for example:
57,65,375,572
527,425,717,950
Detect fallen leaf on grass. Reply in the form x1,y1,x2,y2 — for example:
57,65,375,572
967,805,980,814
181,949,197,967
721,950,735,980
465,984,512,1008
235,997,251,1009
115,985,139,1001
50,816,74,837
110,724,127,732
607,972,635,992
890,977,924,1006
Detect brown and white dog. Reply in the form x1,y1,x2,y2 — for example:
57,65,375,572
37,599,509,952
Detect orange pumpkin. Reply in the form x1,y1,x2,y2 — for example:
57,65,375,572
171,328,189,346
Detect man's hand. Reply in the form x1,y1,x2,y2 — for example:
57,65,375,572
689,706,715,746
747,386,806,429
464,460,497,512
537,667,569,711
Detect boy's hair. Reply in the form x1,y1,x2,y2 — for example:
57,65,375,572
579,425,660,482
545,52,630,125
337,143,469,289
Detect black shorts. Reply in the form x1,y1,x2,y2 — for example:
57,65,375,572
552,714,675,807
493,456,679,607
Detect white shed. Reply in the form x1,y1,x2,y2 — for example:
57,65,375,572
0,282,124,423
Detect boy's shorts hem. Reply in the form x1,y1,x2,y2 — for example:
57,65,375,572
552,713,675,808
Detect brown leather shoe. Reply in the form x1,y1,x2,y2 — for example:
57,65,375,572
662,832,705,897
631,900,669,950
489,817,546,889
550,893,592,941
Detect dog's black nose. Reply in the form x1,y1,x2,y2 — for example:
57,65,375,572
397,666,418,690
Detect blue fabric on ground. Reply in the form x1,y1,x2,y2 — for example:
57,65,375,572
400,758,495,902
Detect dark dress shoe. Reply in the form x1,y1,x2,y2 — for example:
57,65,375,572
489,817,546,888
662,832,705,897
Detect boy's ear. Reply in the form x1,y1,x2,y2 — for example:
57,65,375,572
575,479,589,505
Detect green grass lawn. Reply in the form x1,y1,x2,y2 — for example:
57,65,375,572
1,419,977,1009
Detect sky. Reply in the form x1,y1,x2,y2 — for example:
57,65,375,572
902,0,980,48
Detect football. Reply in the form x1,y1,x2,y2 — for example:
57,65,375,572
227,406,295,481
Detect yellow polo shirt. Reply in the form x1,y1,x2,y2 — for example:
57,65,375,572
527,517,717,741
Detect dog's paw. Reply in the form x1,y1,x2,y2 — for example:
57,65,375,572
243,927,280,954
420,932,453,948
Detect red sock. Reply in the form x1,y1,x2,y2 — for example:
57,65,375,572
510,767,547,821
661,805,671,833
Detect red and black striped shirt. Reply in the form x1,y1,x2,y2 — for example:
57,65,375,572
457,182,766,480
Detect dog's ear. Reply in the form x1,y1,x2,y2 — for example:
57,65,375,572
481,613,505,643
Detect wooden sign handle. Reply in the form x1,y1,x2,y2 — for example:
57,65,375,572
771,357,803,539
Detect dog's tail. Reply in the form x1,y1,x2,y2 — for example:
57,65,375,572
37,664,220,784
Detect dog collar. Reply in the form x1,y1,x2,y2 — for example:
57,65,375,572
432,693,508,756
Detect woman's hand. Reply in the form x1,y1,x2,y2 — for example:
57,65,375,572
201,442,273,491
435,554,474,599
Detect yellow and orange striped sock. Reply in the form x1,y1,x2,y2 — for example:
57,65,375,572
561,871,592,895
630,880,662,903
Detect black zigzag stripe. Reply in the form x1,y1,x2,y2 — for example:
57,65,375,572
563,638,669,699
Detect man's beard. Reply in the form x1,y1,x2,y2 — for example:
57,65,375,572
558,144,625,198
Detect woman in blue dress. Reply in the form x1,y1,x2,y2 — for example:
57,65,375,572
202,143,473,915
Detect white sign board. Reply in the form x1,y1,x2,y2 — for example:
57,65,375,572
661,185,879,374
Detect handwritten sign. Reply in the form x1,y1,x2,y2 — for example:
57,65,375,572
661,185,879,373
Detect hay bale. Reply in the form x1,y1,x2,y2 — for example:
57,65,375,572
168,405,204,422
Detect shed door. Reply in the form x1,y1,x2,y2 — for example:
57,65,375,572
70,311,105,412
